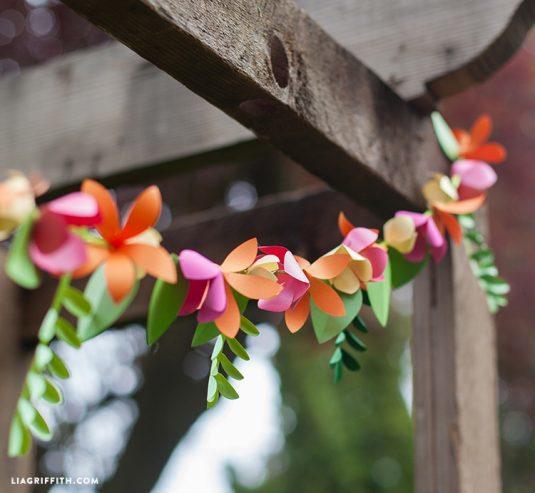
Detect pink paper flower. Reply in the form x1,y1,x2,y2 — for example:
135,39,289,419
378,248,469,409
342,227,388,282
452,159,497,200
29,192,101,275
395,211,446,263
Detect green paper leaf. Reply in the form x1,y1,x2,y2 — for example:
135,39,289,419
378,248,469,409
211,335,224,359
192,323,220,347
353,315,368,333
42,378,63,404
329,347,343,367
30,408,52,441
5,214,40,289
17,398,37,426
226,337,250,361
218,353,244,380
38,309,58,344
431,111,459,161
341,349,360,372
388,247,427,289
311,290,363,344
207,375,218,403
8,413,32,457
34,344,53,370
63,286,92,318
240,316,260,336
346,331,367,352
333,362,343,383
48,352,70,379
481,276,510,295
215,374,239,400
56,318,81,348
458,214,476,229
366,261,391,327
27,372,46,399
147,257,186,345
335,332,346,345
78,266,139,342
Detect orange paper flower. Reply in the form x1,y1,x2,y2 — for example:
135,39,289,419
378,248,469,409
453,114,506,164
74,180,177,302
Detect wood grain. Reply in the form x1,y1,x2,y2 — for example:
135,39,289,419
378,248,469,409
58,0,448,217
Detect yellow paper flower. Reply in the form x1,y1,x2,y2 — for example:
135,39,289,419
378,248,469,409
422,173,458,207
383,215,417,254
0,173,37,240
324,244,372,295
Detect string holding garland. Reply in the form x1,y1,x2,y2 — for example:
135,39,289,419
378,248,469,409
0,113,509,457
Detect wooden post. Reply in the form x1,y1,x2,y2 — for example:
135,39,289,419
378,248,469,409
0,252,33,492
413,241,501,492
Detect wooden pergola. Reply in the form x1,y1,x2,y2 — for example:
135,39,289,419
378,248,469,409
1,1,533,491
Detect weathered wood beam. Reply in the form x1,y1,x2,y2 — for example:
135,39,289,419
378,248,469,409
413,239,501,493
59,0,448,217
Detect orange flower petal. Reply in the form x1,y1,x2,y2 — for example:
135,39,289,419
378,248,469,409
435,194,486,214
465,143,506,164
104,253,136,302
453,128,470,149
119,243,177,284
224,272,281,299
285,293,310,333
470,114,492,146
72,244,110,279
435,210,462,245
215,283,240,338
120,186,162,240
305,254,350,280
220,238,258,273
82,179,120,242
338,212,355,237
309,277,345,317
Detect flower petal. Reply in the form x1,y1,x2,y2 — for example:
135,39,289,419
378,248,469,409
305,254,349,280
258,246,287,263
360,246,388,281
32,210,69,253
285,293,310,333
225,272,282,299
426,217,444,248
215,283,240,338
258,280,295,312
384,215,416,254
452,160,497,193
179,249,220,280
284,251,309,283
103,253,137,302
198,274,227,322
332,267,360,294
46,192,101,226
338,212,355,237
343,227,378,252
435,210,462,245
405,234,427,263
470,114,492,146
119,243,177,284
220,238,258,273
309,277,345,317
72,244,110,279
464,143,506,164
180,280,208,316
435,194,486,214
30,232,87,275
120,185,162,240
82,180,120,242
396,211,427,228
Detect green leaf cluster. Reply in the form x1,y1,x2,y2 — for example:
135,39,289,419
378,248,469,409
329,315,368,382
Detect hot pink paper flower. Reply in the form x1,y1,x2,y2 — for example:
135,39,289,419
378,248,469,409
342,227,388,282
452,159,497,200
29,192,101,275
395,211,446,263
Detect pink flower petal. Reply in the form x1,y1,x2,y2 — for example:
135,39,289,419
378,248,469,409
259,245,288,263
426,217,444,248
180,279,208,316
29,232,87,275
452,160,497,191
198,273,227,322
431,240,448,263
179,250,221,280
405,234,427,263
361,246,388,281
46,192,101,226
258,282,294,312
396,211,427,228
343,227,378,252
283,251,309,283
33,210,69,254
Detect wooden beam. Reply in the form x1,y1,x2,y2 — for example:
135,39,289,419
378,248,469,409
0,253,34,491
0,43,254,192
413,240,501,493
58,0,448,217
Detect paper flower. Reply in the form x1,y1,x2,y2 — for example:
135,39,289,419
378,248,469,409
29,192,101,275
395,211,446,263
326,213,388,294
257,246,349,333
383,215,417,254
453,114,506,164
179,239,282,338
74,180,176,302
0,173,38,240
452,159,497,200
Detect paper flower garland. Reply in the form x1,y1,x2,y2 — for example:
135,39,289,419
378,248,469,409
1,113,510,457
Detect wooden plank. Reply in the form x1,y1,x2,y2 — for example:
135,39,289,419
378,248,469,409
0,43,253,191
298,0,530,101
0,253,34,491
58,0,449,217
413,239,501,492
